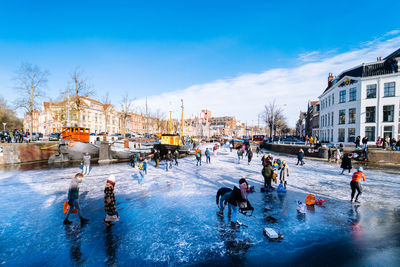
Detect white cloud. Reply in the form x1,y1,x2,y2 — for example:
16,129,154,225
133,33,400,127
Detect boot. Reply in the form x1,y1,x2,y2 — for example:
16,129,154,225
80,217,89,224
63,218,72,225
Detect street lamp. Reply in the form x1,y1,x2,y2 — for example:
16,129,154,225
2,122,6,131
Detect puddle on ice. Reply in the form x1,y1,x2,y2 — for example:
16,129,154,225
0,147,399,266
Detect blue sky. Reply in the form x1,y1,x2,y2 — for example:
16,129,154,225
0,0,399,125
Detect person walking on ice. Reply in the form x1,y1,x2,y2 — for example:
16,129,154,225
247,149,253,165
296,149,305,166
205,148,211,164
173,150,179,166
195,149,202,166
63,173,89,225
82,152,91,175
279,160,289,189
103,175,120,227
350,167,366,203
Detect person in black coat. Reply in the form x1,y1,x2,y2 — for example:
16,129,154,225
341,153,352,174
216,187,232,216
227,178,253,225
247,149,253,165
296,149,305,165
355,136,361,148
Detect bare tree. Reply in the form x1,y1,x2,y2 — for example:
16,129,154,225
62,67,93,126
150,109,166,132
0,96,23,130
13,63,48,132
119,93,133,137
101,92,112,133
263,100,287,138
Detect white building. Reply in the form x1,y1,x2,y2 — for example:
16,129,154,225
318,48,400,144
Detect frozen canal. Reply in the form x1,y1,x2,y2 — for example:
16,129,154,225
1,146,400,266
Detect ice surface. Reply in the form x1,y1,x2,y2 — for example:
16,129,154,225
0,145,399,266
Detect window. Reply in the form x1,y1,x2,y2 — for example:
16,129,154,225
339,90,346,103
332,94,334,104
384,82,395,97
331,129,333,142
82,115,85,121
331,112,334,126
328,113,330,126
366,84,376,99
339,110,346,124
366,107,376,123
349,88,356,101
384,126,393,139
328,95,331,106
338,128,345,142
349,108,356,124
383,105,394,122
348,128,355,143
365,126,375,141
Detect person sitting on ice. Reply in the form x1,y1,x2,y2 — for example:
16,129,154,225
103,175,119,227
216,187,232,217
227,178,253,227
350,167,366,203
63,173,89,225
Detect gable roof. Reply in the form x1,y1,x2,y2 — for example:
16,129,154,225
323,48,400,94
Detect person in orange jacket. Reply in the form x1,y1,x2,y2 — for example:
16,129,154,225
350,167,366,203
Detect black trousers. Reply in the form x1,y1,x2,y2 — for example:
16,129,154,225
264,177,272,188
350,181,362,200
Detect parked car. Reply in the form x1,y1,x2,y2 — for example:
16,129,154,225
49,132,61,141
32,132,40,141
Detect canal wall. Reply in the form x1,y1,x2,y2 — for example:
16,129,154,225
0,142,58,165
260,143,400,166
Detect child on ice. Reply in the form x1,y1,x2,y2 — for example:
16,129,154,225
63,173,89,225
103,175,119,227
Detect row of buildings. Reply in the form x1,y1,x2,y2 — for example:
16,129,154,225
23,98,261,138
296,48,400,144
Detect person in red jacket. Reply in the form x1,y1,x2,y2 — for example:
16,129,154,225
350,167,366,203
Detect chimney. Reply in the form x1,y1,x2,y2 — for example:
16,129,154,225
328,73,334,87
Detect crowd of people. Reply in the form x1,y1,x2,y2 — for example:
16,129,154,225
63,140,367,229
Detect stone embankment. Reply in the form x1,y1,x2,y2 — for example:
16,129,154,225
0,142,58,165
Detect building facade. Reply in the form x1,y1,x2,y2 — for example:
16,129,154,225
318,49,400,144
24,96,162,136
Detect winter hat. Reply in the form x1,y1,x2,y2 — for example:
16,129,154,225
108,175,116,183
357,167,363,172
239,177,248,186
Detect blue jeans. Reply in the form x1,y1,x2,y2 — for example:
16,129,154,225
139,170,144,183
219,192,231,213
238,156,241,162
65,199,82,219
83,165,90,175
229,203,238,222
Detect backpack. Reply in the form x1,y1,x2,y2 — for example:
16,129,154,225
277,184,286,192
